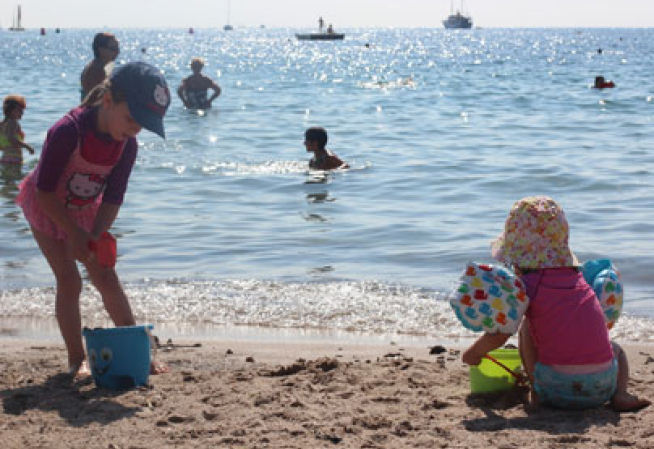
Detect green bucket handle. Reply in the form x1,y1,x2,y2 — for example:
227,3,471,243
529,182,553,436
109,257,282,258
483,354,529,387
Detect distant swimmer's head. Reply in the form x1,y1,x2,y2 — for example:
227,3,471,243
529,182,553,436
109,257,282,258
593,76,615,89
304,127,328,151
190,57,205,73
594,76,606,88
3,94,27,119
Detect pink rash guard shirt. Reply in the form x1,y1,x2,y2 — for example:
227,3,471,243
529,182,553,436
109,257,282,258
35,106,137,203
522,268,614,366
16,107,137,239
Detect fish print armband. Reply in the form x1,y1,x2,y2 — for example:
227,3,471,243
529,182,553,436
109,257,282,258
581,259,624,330
450,262,529,334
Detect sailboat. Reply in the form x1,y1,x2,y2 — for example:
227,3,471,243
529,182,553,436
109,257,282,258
443,0,473,29
223,0,233,31
9,5,25,32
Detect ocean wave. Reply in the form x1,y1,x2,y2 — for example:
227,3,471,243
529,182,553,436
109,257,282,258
1,279,653,343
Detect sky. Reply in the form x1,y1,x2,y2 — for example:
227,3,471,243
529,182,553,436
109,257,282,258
1,0,653,29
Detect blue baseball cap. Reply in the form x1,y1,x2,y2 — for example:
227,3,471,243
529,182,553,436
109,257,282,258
110,61,170,138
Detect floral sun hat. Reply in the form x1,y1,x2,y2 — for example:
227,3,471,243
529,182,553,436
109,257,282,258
491,196,578,270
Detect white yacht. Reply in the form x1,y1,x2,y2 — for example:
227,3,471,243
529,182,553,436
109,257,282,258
443,1,473,29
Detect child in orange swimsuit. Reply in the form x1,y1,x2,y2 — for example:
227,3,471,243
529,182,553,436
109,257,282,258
0,95,35,164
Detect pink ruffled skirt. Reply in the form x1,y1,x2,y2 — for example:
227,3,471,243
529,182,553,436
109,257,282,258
16,173,97,241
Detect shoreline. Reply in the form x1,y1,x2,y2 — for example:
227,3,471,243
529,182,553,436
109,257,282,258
3,316,654,348
0,316,475,347
2,337,654,447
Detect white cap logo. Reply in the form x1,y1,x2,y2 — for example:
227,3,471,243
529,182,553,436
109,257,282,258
153,85,169,106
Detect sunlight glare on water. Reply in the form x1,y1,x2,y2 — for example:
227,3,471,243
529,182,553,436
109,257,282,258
1,28,654,340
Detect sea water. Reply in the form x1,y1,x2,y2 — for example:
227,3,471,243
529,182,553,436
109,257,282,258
1,28,653,343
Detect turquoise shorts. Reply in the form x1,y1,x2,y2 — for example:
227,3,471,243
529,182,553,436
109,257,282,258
533,359,618,409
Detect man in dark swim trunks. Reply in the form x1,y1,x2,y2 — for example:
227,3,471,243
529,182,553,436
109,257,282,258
177,58,222,110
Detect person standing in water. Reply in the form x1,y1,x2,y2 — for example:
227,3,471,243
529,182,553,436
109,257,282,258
80,33,120,100
0,95,35,165
177,58,222,110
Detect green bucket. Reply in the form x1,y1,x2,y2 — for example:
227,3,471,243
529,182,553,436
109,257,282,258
469,348,522,393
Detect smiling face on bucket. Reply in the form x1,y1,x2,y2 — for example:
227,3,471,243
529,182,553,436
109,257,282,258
99,92,143,141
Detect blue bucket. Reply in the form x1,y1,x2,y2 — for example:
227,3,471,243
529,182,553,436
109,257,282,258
82,325,154,390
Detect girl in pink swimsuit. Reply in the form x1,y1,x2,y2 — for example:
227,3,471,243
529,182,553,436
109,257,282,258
16,62,171,377
462,196,649,412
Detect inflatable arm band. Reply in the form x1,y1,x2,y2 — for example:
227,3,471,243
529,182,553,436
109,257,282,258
581,259,623,329
450,262,529,334
450,259,623,334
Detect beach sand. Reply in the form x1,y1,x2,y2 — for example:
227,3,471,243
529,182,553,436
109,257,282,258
1,337,653,448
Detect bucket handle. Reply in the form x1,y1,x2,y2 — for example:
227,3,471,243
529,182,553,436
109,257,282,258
483,354,529,387
146,327,158,368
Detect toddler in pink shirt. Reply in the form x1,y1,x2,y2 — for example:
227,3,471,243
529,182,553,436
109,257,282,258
462,196,649,411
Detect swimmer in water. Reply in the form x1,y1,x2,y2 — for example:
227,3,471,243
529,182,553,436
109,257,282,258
304,127,349,170
593,76,615,89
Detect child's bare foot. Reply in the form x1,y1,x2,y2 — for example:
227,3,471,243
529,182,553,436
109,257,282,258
611,391,651,412
69,360,91,378
150,361,170,374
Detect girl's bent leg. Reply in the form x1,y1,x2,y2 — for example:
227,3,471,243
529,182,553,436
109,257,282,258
86,261,170,375
85,261,135,327
31,227,86,372
611,342,651,412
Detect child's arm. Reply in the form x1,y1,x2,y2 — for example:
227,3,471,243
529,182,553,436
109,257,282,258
207,79,221,104
462,332,511,366
91,203,120,240
23,142,35,154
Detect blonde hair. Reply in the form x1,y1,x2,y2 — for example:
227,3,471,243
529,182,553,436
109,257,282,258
3,95,26,117
80,79,128,108
190,57,205,69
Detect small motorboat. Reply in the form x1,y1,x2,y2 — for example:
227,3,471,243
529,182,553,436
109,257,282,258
297,18,344,41
296,32,344,41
